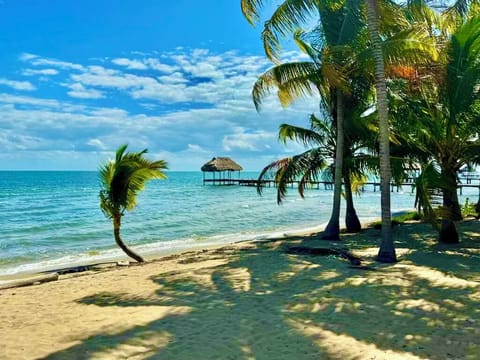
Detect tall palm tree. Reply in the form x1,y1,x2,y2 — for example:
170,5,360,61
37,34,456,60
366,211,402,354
242,0,434,256
246,0,365,240
364,0,397,262
99,144,168,262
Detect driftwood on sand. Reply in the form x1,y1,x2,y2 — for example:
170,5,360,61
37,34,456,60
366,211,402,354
285,246,363,266
0,272,59,290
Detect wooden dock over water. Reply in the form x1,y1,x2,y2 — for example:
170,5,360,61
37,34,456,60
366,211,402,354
203,178,480,194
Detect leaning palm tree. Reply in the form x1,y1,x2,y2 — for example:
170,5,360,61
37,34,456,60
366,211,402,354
99,144,168,262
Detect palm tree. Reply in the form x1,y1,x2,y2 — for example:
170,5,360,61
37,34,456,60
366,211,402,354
389,14,480,242
242,0,399,251
99,144,168,262
257,123,330,204
245,0,365,240
259,109,375,233
364,0,397,262
242,0,434,254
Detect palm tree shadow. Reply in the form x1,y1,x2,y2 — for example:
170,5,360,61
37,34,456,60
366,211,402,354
41,227,480,359
42,242,351,359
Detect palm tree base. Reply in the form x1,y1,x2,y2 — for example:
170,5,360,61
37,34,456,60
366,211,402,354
376,251,397,263
345,211,361,233
438,219,459,244
321,230,340,241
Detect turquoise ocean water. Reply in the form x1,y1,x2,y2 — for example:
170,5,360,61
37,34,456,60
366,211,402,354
0,171,477,276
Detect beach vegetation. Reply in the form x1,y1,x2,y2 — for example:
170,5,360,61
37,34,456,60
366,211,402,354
371,211,422,229
390,5,480,243
99,144,168,262
246,1,373,240
461,198,478,218
242,0,435,260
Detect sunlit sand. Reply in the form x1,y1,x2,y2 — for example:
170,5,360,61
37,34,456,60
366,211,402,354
0,220,479,359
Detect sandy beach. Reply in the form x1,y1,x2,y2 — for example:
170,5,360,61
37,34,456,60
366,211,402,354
1,219,479,360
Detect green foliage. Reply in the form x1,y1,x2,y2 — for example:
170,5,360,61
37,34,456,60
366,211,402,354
414,161,445,226
257,146,328,203
241,0,320,62
99,144,168,219
371,211,422,229
461,197,478,217
393,211,422,222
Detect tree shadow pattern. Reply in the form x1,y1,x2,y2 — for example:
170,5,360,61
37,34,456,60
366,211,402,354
42,221,480,360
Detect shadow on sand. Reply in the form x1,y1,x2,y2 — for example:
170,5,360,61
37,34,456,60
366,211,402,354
42,220,480,360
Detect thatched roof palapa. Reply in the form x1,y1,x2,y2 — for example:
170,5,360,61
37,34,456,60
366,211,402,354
201,157,243,172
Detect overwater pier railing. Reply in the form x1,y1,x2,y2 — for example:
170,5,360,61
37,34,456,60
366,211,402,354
203,178,480,194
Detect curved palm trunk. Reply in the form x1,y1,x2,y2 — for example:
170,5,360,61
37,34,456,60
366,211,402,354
323,91,344,240
366,0,396,262
113,215,145,263
344,174,361,233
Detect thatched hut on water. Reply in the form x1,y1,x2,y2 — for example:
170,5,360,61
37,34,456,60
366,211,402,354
201,157,243,185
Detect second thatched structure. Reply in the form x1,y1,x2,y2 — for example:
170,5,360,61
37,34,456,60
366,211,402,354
201,157,243,185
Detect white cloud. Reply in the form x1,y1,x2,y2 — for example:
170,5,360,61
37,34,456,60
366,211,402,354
222,128,276,151
22,68,59,76
19,53,38,61
66,83,104,99
0,48,322,170
72,69,159,90
30,57,85,71
86,138,107,150
0,93,60,108
0,78,36,91
144,58,178,73
89,107,129,118
112,58,148,70
187,144,208,153
157,72,187,84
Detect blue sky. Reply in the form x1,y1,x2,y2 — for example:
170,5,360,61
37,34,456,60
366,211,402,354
0,0,319,170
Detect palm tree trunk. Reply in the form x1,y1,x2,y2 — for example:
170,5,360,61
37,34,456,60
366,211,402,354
323,90,344,240
442,168,462,221
366,0,396,262
113,215,145,263
438,167,461,243
439,219,459,243
344,173,361,233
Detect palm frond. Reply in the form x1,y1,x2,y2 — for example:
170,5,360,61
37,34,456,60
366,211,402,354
252,61,320,110
446,16,480,121
99,145,168,217
317,0,363,46
297,148,328,197
414,161,444,228
260,0,319,62
257,148,327,203
441,0,480,32
405,0,443,32
383,26,439,66
240,0,266,25
278,123,326,147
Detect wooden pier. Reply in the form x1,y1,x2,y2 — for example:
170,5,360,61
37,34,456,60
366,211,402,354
203,178,480,194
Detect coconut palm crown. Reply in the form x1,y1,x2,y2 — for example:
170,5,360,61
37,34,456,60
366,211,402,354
99,144,168,262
